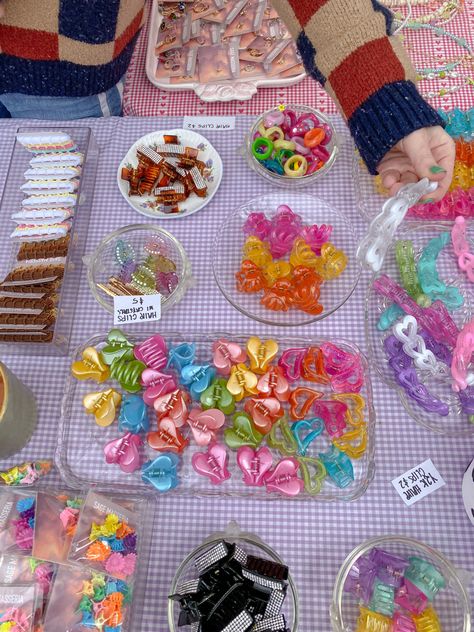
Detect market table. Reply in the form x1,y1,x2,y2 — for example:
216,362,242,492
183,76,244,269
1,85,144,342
123,0,474,116
0,114,473,630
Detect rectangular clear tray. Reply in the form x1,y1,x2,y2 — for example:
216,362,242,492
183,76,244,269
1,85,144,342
58,331,376,501
0,126,98,356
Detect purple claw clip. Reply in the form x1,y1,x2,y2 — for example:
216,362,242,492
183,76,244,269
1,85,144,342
368,548,409,588
344,555,377,603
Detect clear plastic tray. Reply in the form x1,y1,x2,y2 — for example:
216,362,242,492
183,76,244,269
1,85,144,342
365,222,474,436
0,126,98,356
213,192,361,326
168,521,299,631
331,535,472,632
57,331,376,502
243,105,339,188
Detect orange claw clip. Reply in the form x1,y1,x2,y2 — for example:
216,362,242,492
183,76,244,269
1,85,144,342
289,386,323,420
236,260,267,293
314,243,347,280
261,279,294,311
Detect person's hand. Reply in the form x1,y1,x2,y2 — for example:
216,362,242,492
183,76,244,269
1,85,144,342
377,126,455,203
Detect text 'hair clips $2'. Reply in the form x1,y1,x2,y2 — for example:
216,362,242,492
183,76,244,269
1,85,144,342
103,432,141,474
192,443,231,485
141,453,180,492
71,347,110,382
83,389,122,427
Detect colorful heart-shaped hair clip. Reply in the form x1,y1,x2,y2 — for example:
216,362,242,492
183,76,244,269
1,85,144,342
261,279,294,311
72,347,110,383
236,260,267,293
356,607,392,632
133,334,168,370
237,446,273,486
244,396,283,435
289,237,319,269
313,400,348,438
257,366,290,401
212,339,247,375
192,443,231,485
227,364,258,401
83,389,122,427
247,336,278,374
186,408,225,446
243,212,272,240
265,457,304,497
302,346,329,384
223,412,263,449
412,607,441,632
180,364,216,400
147,417,188,453
200,378,235,415
333,425,367,459
278,347,306,382
395,579,428,615
300,224,333,256
321,343,364,393
103,432,141,473
141,369,177,406
118,394,149,434
319,446,354,488
291,418,324,456
262,260,292,286
298,456,327,495
392,612,416,632
153,389,189,426
314,243,347,280
332,393,366,427
167,342,196,371
242,235,273,268
267,417,298,456
110,357,146,393
141,453,180,492
289,387,323,420
101,329,135,365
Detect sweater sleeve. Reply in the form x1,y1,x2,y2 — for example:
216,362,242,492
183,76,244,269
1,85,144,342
271,0,444,174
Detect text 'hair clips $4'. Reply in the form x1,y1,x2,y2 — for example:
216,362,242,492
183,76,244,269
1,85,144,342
103,432,142,474
141,453,180,492
71,347,110,382
101,329,135,365
212,338,247,375
147,417,188,453
224,412,264,449
118,394,149,433
200,377,236,414
237,446,273,486
83,389,122,427
192,443,231,485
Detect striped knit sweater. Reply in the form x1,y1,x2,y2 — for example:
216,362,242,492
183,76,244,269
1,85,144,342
273,0,443,173
0,0,442,174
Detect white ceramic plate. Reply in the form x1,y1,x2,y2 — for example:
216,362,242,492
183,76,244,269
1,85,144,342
117,128,223,219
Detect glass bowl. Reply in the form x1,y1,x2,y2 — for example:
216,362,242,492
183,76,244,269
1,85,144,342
244,105,339,188
168,522,299,631
365,221,474,436
331,535,472,632
86,224,192,314
213,192,361,327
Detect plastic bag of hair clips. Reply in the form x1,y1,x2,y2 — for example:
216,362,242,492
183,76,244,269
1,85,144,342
0,490,36,557
0,583,40,632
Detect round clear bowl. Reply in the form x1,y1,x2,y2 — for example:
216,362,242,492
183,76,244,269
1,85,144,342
168,522,299,631
244,105,339,188
365,221,474,436
213,192,361,327
87,224,192,314
331,535,472,632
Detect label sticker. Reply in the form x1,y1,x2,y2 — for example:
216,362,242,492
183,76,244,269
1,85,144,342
183,116,235,131
391,458,446,506
113,294,161,325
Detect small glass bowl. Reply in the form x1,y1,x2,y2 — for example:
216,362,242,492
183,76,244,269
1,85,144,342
168,522,299,631
87,224,192,314
331,535,472,632
244,105,339,187
213,192,361,327
365,221,474,436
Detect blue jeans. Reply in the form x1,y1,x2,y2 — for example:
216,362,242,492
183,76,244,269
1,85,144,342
0,79,124,119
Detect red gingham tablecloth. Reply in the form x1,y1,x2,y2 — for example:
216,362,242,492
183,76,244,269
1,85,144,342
123,0,474,117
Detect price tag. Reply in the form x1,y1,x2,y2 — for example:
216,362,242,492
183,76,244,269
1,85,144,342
113,295,161,325
183,116,235,131
391,458,446,506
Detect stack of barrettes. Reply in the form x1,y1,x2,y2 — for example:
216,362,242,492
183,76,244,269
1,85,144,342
0,132,83,343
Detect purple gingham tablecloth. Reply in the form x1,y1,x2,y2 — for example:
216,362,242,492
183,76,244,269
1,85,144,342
0,116,473,631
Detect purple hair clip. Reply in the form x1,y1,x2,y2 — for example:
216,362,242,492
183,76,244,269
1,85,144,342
368,548,409,588
344,555,377,603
